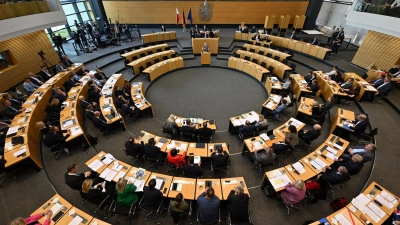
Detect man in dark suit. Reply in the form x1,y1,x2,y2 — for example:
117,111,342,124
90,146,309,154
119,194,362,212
85,105,95,121
125,136,144,156
345,114,368,139
197,122,213,138
299,124,321,143
181,120,196,136
56,61,67,73
182,156,204,177
44,126,71,152
121,100,141,119
309,37,319,45
341,143,376,163
65,163,102,190
331,72,343,83
289,31,297,39
161,25,166,32
79,95,100,111
115,95,126,109
1,100,24,120
39,65,53,81
89,86,102,104
369,75,385,87
2,94,22,109
238,120,255,136
54,89,67,103
317,166,349,200
340,78,354,89
250,26,256,33
92,111,109,132
143,179,163,210
372,77,392,101
144,138,162,160
331,154,364,176
28,72,43,87
64,74,80,91
307,79,320,93
62,55,74,68
211,145,230,169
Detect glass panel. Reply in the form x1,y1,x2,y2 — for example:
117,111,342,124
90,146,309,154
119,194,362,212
76,2,87,12
53,29,70,39
80,12,90,22
69,25,78,33
62,4,76,15
67,14,79,27
51,25,67,32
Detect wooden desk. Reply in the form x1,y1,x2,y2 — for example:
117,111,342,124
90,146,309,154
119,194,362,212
315,71,347,100
192,38,219,54
207,143,229,157
170,114,217,131
195,178,222,200
153,135,172,153
359,182,399,216
57,207,93,225
265,77,282,95
243,43,291,61
143,57,184,82
261,94,281,113
326,207,364,225
263,167,296,192
315,134,349,164
104,159,132,182
284,161,317,182
31,194,72,224
201,51,211,65
187,142,208,157
125,167,152,185
343,72,377,101
100,74,126,129
229,56,269,81
295,97,314,117
301,151,331,174
128,50,175,75
290,74,312,101
220,177,250,200
168,177,197,200
130,82,154,117
85,151,109,174
141,32,176,44
89,218,112,225
229,111,262,134
329,108,355,135
121,44,168,62
273,118,306,140
147,173,173,197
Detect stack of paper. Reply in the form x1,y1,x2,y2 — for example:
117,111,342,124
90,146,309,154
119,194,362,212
269,174,291,190
102,153,115,165
381,190,398,205
68,216,83,225
289,118,303,128
333,143,343,150
50,203,62,214
13,148,27,157
6,126,19,135
70,126,83,136
265,102,275,109
114,171,126,181
177,144,187,151
260,133,269,141
292,162,306,174
155,179,164,190
310,158,326,170
155,142,164,148
367,202,386,222
272,95,282,103
232,119,241,126
334,213,352,225
112,161,123,171
105,170,117,181
326,146,338,155
325,152,336,160
253,142,263,150
88,159,104,171
135,103,144,108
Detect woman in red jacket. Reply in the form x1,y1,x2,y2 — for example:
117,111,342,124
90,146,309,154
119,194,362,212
167,148,187,168
10,211,52,225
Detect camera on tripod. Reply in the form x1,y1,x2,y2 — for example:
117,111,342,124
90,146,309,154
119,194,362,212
38,50,45,58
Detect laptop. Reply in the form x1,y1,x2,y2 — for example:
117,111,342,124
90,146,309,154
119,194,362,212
196,143,205,148
12,136,24,145
190,118,198,124
209,120,215,125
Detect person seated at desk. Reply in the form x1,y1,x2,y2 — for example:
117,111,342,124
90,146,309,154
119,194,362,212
369,74,385,87
121,100,141,119
237,25,242,32
181,119,196,136
316,166,349,200
307,79,320,93
319,96,335,115
343,85,360,101
53,88,67,103
28,72,44,87
250,26,256,33
255,115,268,129
161,25,166,32
388,64,400,77
143,178,163,210
252,33,260,40
80,179,114,205
65,163,102,190
265,99,288,118
289,30,297,39
372,76,392,101
344,114,368,139
250,146,276,166
281,77,292,94
227,185,250,223
279,179,306,205
305,71,316,84
182,156,204,177
325,66,339,76
115,86,130,99
39,65,53,81
164,115,179,134
92,111,111,132
116,177,138,206
49,98,63,113
23,78,38,94
197,187,220,222
309,37,319,45
309,100,321,115
170,193,189,224
115,95,126,109
76,65,89,77
10,211,53,225
331,71,343,83
45,126,71,153
238,120,256,135
167,147,187,168
71,70,82,82
341,143,376,163
79,95,100,111
84,105,95,121
331,154,364,176
9,87,28,102
144,138,162,160
211,145,230,169
1,100,25,120
298,124,321,143
36,121,51,137
202,43,210,53
124,136,143,157
62,55,74,68
209,30,215,38
89,86,102,104
95,68,108,80
285,125,299,147
56,61,68,72
64,74,81,92
340,78,354,89
198,121,213,138
2,93,22,109
123,80,131,95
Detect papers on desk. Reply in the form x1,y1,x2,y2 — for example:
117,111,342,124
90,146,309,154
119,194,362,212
25,107,33,113
260,133,269,141
232,119,242,126
301,80,308,84
359,81,368,85
170,183,183,191
100,168,111,178
5,141,12,149
114,171,126,182
334,213,352,225
112,161,123,171
326,146,338,155
265,101,275,109
289,118,303,128
253,142,263,150
68,216,83,225
194,156,201,164
177,143,187,151
366,85,377,91
105,170,117,181
135,103,144,108
50,203,62,214
325,152,336,160
130,180,144,192
244,113,259,123
63,120,74,128
272,95,282,103
269,174,291,190
102,153,115,165
355,193,370,206
7,126,19,136
292,162,306,174
367,202,386,222
17,117,25,124
155,179,164,190
88,159,104,171
376,193,395,209
135,94,142,99
155,142,164,148
310,158,326,170
380,190,398,205
175,118,182,124
70,126,83,136
13,147,27,157
333,143,343,150
47,78,56,83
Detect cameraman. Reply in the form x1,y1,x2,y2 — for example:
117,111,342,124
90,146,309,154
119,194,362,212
92,27,102,48
52,34,65,55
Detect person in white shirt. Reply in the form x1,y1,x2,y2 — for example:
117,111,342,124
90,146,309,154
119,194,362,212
326,26,336,44
325,66,339,76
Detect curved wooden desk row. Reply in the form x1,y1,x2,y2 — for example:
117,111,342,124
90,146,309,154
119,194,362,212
31,194,110,225
235,50,292,79
310,182,399,225
4,64,83,169
243,43,291,62
228,111,262,134
169,114,217,131
130,82,154,117
343,72,378,101
141,31,176,44
329,108,356,136
261,93,283,112
100,74,127,129
234,32,269,42
228,57,269,82
289,74,313,101
128,50,175,75
192,38,219,54
85,150,246,200
143,57,184,82
366,69,386,81
314,71,349,101
121,43,168,62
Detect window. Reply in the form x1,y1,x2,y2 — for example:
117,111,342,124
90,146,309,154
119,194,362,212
0,50,16,71
67,14,79,27
80,12,89,22
76,2,87,11
62,4,75,15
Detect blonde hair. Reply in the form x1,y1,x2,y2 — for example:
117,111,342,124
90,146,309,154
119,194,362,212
82,179,93,193
259,115,265,121
167,115,175,123
311,100,319,106
358,114,367,121
294,179,305,190
116,177,126,193
36,121,46,130
10,218,26,225
51,98,59,105
234,185,244,195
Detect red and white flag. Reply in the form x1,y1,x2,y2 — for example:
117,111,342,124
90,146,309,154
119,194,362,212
176,8,181,25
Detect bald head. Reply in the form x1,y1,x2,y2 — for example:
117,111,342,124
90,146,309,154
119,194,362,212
313,124,321,130
78,96,84,100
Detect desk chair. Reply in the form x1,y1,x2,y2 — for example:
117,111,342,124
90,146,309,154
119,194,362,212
166,160,181,174
266,66,274,77
255,42,261,46
251,58,258,64
339,95,355,108
282,59,288,65
273,56,280,61
119,50,126,56
132,55,138,61
373,89,391,104
0,163,20,188
107,192,138,223
260,62,267,69
210,163,229,178
162,56,169,61
197,208,221,224
169,201,193,224
353,127,377,146
266,53,272,58
42,134,70,160
249,48,255,53
139,196,164,225
156,48,162,52
227,209,254,225
275,195,306,218
124,59,133,74
92,121,115,140
171,53,177,58
258,50,264,55
139,53,146,58
123,149,143,166
244,56,251,61
181,130,196,142
162,125,178,139
198,134,212,143
147,51,153,56
299,134,320,153
142,154,162,171
234,53,240,58
256,125,269,134
81,193,110,214
237,128,256,140
146,62,152,68
325,174,351,197
283,102,294,116
250,159,274,175
289,63,297,73
154,58,160,64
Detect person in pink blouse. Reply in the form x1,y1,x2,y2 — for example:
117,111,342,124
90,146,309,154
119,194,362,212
10,210,52,225
279,179,306,205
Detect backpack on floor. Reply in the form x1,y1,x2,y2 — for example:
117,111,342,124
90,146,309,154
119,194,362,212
330,197,347,211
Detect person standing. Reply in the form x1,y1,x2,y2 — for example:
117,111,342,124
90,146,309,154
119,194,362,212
326,26,336,44
124,23,131,42
92,27,102,48
52,34,65,55
114,20,121,43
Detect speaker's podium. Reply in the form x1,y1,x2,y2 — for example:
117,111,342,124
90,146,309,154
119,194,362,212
201,51,211,65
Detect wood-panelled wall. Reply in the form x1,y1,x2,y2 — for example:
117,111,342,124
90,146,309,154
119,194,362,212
103,1,308,24
0,30,59,93
352,31,400,70
0,1,50,20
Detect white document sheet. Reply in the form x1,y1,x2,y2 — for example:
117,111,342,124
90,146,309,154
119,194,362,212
334,213,352,225
314,158,327,168
7,126,19,135
70,126,83,136
68,216,83,225
13,148,27,157
355,193,371,207
155,179,164,190
99,168,111,178
260,133,269,141
376,194,394,209
50,203,62,214
367,202,386,219
326,146,338,155
105,170,117,181
333,143,343,150
114,171,126,182
292,162,306,174
325,152,336,160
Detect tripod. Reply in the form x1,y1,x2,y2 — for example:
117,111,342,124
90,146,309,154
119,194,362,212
40,55,51,68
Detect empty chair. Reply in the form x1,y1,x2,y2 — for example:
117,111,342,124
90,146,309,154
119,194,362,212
132,55,138,61
249,48,255,53
154,58,160,63
244,56,251,61
119,50,126,56
140,53,146,58
258,50,264,55
251,58,258,64
255,42,261,46
165,47,171,50
266,53,272,58
282,59,288,65
156,48,162,52
146,62,152,67
234,53,240,58
267,66,274,76
274,56,280,61
147,51,153,55
260,62,267,68
171,53,177,58
124,59,130,67
290,63,297,72
162,56,168,60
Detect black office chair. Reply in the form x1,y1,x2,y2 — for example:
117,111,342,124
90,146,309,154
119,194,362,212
227,209,254,225
132,55,138,61
325,174,351,196
146,62,152,68
250,159,275,175
289,63,297,73
244,56,251,61
299,133,321,153
258,50,264,55
234,53,241,58
181,131,196,142
249,48,255,53
139,53,146,58
251,58,258,64
169,201,193,225
260,62,267,68
119,50,126,56
282,59,288,65
0,162,20,188
142,154,162,171
166,160,181,174
171,53,177,58
81,193,111,214
139,196,164,225
124,59,130,68
197,207,221,224
162,56,169,61
267,66,274,77
42,137,70,160
154,58,160,64
238,128,256,140
106,192,138,222
198,134,212,143
147,51,153,55
241,47,247,50
210,162,229,178
354,128,378,145
274,56,280,61
275,195,306,218
362,73,369,80
266,53,272,58
123,149,143,166
156,48,162,52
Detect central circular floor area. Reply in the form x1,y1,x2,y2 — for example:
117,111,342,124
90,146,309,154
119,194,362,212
146,67,268,130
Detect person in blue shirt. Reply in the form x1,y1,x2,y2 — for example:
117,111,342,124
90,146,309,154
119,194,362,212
341,143,376,163
197,187,220,222
265,99,288,118
23,78,38,94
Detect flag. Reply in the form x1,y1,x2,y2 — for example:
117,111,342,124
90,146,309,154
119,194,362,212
187,7,193,25
176,8,181,25
182,9,186,26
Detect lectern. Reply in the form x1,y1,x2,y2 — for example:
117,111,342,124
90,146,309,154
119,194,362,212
201,51,211,65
